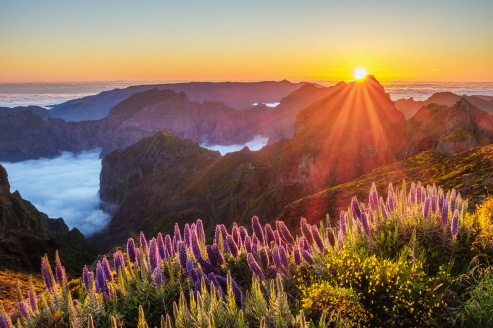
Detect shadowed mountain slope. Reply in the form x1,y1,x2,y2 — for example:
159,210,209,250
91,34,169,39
49,80,312,121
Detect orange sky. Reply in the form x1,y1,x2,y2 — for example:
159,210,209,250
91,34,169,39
1,1,492,83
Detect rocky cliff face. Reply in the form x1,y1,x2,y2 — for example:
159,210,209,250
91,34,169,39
0,164,98,273
408,99,493,156
394,92,493,118
278,76,408,198
100,132,287,248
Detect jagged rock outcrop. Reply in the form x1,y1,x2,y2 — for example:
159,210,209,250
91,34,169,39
0,164,98,273
100,132,290,248
395,92,493,118
278,76,408,199
408,98,493,156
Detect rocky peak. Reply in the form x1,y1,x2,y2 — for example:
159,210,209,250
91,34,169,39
0,165,9,194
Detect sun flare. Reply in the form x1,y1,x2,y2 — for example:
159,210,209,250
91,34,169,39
353,67,367,80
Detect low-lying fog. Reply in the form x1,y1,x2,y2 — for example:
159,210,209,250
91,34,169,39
201,135,269,155
1,150,110,237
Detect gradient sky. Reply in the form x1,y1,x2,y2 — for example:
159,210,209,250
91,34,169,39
1,0,492,82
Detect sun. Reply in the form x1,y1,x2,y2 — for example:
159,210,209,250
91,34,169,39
353,67,367,80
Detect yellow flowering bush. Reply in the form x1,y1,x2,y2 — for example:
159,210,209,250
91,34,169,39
301,282,370,327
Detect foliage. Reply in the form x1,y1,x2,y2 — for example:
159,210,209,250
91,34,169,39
5,181,493,327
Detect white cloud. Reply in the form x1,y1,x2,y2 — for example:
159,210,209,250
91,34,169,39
252,102,280,107
201,135,269,155
1,150,110,237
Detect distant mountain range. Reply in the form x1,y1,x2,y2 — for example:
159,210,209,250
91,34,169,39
49,80,312,121
2,77,493,253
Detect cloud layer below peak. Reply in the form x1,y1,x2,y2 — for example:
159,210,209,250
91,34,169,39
1,149,110,237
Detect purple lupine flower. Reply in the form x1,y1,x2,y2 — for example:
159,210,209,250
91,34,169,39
212,244,224,266
368,182,379,210
311,225,325,251
272,245,281,269
191,229,203,261
186,259,198,281
379,197,388,219
247,253,265,281
450,189,457,211
0,315,12,328
135,248,141,268
102,256,113,282
438,192,444,212
326,228,336,247
184,224,192,247
226,235,239,257
300,218,314,245
18,301,29,318
82,265,91,293
215,225,222,245
113,251,125,275
273,230,281,246
173,223,181,252
165,234,173,258
139,232,148,252
95,262,105,293
441,200,449,226
157,233,166,260
277,221,295,245
41,255,55,292
148,238,159,273
215,275,244,305
351,196,362,220
416,182,422,204
293,248,302,265
219,225,229,251
278,245,290,270
423,197,431,219
239,226,248,245
196,219,205,243
232,223,240,244
408,182,416,205
368,208,375,223
55,252,66,284
178,241,188,270
259,247,269,268
28,287,37,312
339,212,347,234
386,182,396,211
268,265,278,276
451,209,459,237
251,216,265,245
244,235,252,253
300,248,314,265
208,273,223,296
431,195,438,213
153,266,163,288
299,237,310,252
265,224,276,245
252,235,259,254
337,229,344,248
361,212,371,236
206,245,217,266
127,238,137,263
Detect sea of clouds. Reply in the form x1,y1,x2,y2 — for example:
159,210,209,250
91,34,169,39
200,135,269,155
0,150,110,237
